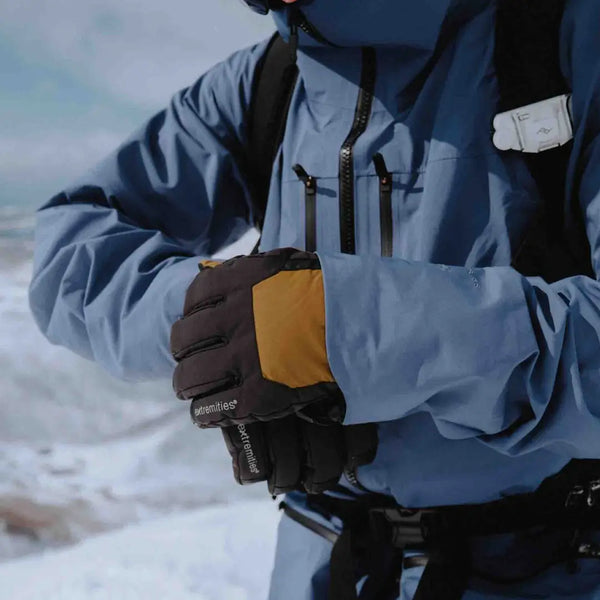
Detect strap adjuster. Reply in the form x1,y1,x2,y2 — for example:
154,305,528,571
369,507,429,549
492,94,573,153
564,479,600,510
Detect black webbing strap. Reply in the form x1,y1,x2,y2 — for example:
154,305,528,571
329,529,363,599
281,461,600,599
304,495,405,600
246,33,299,231
411,539,470,600
495,0,594,281
494,0,566,113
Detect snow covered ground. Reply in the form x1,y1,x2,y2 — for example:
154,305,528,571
1,1,279,596
0,221,276,598
0,501,279,600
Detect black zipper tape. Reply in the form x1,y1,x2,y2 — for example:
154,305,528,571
293,164,317,252
339,47,377,254
373,153,393,257
337,49,377,488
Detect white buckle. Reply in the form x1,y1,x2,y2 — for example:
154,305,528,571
492,94,573,154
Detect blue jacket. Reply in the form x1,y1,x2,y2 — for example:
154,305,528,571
29,0,600,597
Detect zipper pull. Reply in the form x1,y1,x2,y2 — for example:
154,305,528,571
292,164,316,194
293,164,317,252
373,153,392,192
373,153,393,258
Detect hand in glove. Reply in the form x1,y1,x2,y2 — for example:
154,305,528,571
170,248,377,494
221,415,377,495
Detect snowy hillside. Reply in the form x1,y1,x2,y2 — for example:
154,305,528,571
1,228,277,600
0,1,278,596
0,229,264,564
0,501,279,600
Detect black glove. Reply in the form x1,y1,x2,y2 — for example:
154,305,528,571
170,248,378,494
170,248,344,427
222,416,378,495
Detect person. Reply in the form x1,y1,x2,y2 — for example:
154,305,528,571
28,0,600,598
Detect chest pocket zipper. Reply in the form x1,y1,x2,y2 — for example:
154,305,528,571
373,153,393,257
293,164,317,252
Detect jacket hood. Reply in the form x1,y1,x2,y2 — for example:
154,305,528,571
272,0,455,49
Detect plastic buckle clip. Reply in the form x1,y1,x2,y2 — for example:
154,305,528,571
492,94,573,154
587,480,600,508
565,485,586,509
369,507,428,549
576,543,600,560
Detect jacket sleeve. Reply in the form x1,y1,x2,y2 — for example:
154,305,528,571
29,40,269,380
319,0,600,458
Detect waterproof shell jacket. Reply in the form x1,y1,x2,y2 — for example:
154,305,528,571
28,0,600,598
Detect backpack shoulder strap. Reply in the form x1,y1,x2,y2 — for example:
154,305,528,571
494,0,567,112
246,33,299,230
488,0,599,523
495,0,594,280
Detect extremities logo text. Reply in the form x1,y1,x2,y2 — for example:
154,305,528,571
237,424,260,475
194,398,238,417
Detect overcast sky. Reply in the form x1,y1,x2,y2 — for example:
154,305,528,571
0,0,274,209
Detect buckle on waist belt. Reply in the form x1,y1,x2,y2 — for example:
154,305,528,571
280,462,600,600
281,497,436,551
368,507,431,549
283,472,600,550
566,479,600,510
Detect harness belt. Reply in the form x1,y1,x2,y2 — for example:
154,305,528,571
280,460,600,600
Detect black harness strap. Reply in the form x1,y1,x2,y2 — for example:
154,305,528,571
282,461,600,600
494,0,567,112
303,494,408,600
496,0,594,281
329,529,363,599
411,539,470,600
246,34,298,231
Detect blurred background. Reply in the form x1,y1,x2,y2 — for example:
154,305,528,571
0,1,279,597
